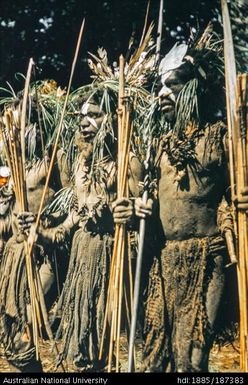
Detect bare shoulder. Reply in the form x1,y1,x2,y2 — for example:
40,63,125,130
128,152,143,197
56,148,71,187
129,152,143,180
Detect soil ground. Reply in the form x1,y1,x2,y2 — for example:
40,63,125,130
0,336,240,373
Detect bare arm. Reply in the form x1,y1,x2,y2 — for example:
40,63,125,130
128,155,143,198
56,148,71,189
16,208,80,246
38,209,80,244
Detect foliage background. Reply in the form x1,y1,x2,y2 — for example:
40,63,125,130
0,0,247,92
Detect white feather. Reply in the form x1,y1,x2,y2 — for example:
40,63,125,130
159,43,188,84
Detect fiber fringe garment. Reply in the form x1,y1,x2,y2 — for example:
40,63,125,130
0,237,36,368
53,154,119,370
142,122,229,372
142,234,226,372
0,235,54,369
54,226,113,370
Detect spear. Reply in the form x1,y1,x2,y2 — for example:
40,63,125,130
221,0,237,205
20,58,42,359
155,0,164,67
109,56,133,372
236,73,248,372
20,58,34,211
128,186,148,372
1,58,42,359
24,20,85,367
221,0,248,371
2,107,41,359
128,1,164,370
27,19,85,258
98,55,134,372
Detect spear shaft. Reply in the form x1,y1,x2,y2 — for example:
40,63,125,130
127,2,163,369
128,189,148,372
155,0,164,66
25,20,85,367
27,19,85,255
221,0,248,371
221,0,237,205
20,58,34,211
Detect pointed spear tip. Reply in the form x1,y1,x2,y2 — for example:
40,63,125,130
80,18,85,31
119,55,125,67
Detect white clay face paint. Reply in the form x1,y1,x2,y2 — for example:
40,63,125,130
81,102,89,115
81,102,98,129
87,117,98,129
159,85,176,102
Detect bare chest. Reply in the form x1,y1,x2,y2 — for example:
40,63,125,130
74,161,116,212
159,134,225,198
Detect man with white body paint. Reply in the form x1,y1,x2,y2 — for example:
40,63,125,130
22,90,143,371
140,38,248,372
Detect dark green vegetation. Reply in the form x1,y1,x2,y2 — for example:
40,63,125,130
0,0,247,91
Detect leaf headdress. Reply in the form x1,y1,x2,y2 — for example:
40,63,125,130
159,23,224,135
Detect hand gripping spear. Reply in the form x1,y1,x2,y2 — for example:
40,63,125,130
28,20,85,253
127,169,150,372
128,0,164,372
1,59,42,359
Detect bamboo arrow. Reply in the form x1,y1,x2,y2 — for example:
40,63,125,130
25,20,85,369
221,0,248,372
27,19,85,258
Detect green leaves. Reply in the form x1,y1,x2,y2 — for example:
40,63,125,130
175,78,199,133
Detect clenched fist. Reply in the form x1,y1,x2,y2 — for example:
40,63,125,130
135,197,153,219
112,198,134,224
16,212,35,233
236,187,248,211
